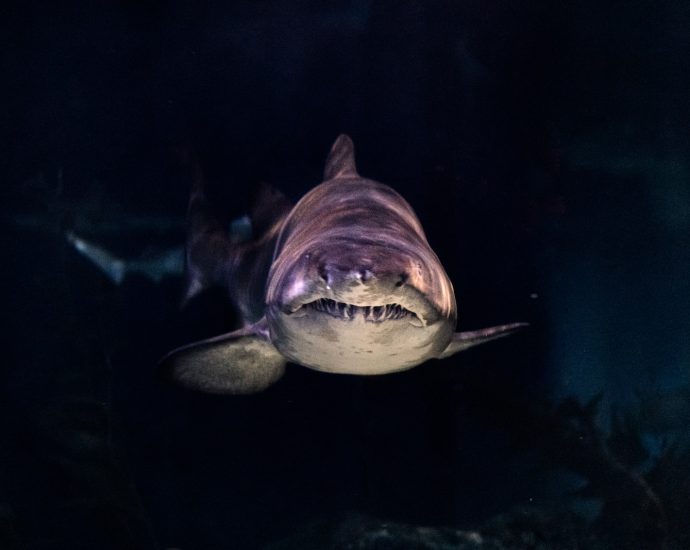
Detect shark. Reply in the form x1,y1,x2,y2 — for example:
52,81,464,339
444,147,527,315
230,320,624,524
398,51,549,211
158,135,526,394
66,231,184,285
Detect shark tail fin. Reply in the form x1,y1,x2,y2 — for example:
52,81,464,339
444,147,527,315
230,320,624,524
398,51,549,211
66,231,127,284
183,172,293,305
249,181,292,236
182,163,234,305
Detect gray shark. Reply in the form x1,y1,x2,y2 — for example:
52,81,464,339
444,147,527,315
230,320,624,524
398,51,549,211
66,231,184,284
159,135,526,394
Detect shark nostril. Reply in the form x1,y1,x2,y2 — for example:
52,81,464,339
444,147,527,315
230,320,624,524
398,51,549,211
359,268,373,282
319,267,331,287
395,273,408,287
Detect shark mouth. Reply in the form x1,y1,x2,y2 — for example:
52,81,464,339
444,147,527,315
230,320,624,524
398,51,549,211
299,298,421,324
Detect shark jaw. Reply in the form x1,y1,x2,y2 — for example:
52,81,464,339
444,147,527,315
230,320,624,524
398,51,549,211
288,298,424,327
274,272,447,329
265,285,455,375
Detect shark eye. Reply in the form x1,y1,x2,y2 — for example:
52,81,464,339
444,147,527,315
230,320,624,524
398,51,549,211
395,273,408,287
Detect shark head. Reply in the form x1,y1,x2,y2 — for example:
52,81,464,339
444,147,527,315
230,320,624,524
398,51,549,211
263,136,457,374
158,135,526,394
265,234,457,374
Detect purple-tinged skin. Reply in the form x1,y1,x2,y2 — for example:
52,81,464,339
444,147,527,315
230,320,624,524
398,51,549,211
159,135,526,394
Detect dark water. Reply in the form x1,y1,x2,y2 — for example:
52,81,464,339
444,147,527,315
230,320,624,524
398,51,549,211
3,2,690,549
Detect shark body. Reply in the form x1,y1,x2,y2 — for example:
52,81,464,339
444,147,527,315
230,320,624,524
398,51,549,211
158,135,525,394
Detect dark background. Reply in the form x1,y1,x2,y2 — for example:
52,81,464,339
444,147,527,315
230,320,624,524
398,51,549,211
2,1,689,548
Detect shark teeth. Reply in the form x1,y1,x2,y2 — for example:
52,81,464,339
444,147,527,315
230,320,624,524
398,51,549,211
302,298,419,323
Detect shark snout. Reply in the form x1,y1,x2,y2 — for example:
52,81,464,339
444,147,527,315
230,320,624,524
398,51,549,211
318,263,408,293
271,241,449,326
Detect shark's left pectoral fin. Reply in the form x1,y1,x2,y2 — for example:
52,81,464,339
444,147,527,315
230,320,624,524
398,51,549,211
438,322,529,359
158,319,286,394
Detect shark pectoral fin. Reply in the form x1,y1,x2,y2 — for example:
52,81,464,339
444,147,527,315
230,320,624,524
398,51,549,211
158,319,286,395
438,322,529,359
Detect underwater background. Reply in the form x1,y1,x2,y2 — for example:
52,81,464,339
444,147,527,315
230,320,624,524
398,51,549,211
3,1,690,548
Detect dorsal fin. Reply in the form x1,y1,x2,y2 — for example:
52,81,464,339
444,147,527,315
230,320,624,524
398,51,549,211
249,182,293,236
323,134,359,180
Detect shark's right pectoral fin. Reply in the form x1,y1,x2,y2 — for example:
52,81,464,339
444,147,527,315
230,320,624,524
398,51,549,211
158,319,286,394
438,322,528,359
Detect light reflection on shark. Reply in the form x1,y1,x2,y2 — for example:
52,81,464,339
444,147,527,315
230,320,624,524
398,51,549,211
158,135,526,394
